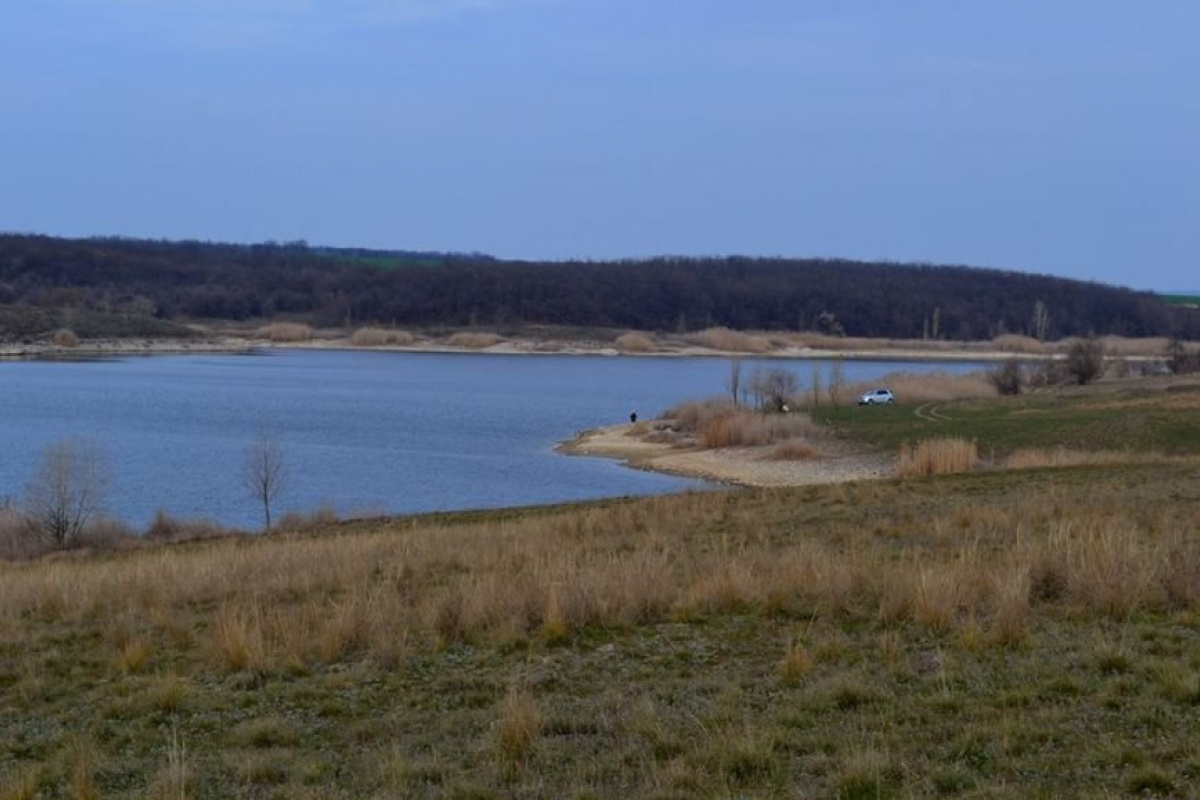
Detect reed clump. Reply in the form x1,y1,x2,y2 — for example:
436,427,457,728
257,322,313,342
991,334,1046,354
615,332,657,353
691,327,773,354
701,412,822,449
446,332,502,348
52,328,80,348
897,438,978,478
351,327,416,347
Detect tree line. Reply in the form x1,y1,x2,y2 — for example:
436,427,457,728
2,234,1196,340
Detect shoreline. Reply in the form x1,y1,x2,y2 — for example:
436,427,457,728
558,423,894,488
0,337,255,360
1,332,1166,364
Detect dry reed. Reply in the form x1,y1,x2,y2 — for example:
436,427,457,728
691,327,773,354
350,328,415,347
991,334,1046,354
257,322,313,342
896,439,978,478
701,412,822,449
615,332,657,353
446,332,502,348
52,328,79,348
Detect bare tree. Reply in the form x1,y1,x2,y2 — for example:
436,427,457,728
1032,300,1051,342
243,430,288,532
827,360,845,408
24,438,112,549
727,358,743,407
809,365,823,408
749,367,798,412
1065,336,1106,385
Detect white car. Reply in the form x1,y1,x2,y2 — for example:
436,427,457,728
858,388,895,405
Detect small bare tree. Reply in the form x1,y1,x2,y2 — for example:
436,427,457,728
827,360,845,408
243,430,287,532
809,365,823,408
24,438,112,549
1065,336,1106,385
727,358,743,407
749,367,798,412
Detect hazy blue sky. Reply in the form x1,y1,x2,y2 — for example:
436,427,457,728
1,1,1197,290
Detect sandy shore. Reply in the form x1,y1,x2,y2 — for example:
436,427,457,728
0,338,254,359
558,423,894,488
282,337,1029,362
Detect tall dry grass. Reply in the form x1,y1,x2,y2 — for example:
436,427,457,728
1002,448,1166,470
257,322,313,342
446,332,502,348
991,334,1046,354
0,484,1194,674
843,371,995,405
615,332,657,353
700,413,822,449
691,328,773,354
896,438,978,478
350,328,415,347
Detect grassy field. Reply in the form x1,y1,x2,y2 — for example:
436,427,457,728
814,374,1200,458
1161,294,1200,307
2,378,1199,798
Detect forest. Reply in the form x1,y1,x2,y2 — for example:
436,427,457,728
1,234,1196,340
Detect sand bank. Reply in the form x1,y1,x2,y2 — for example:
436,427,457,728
558,423,893,488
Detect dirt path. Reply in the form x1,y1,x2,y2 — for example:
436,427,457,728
559,424,894,488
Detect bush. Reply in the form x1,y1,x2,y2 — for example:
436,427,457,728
350,328,415,347
52,328,79,347
987,359,1024,396
1065,336,1106,385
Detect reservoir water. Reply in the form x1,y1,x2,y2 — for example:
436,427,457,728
0,349,986,528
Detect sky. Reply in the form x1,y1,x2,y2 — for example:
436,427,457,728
1,1,1197,291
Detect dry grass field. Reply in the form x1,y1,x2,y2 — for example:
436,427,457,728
1,460,1198,798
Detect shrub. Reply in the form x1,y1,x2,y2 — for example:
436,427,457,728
691,327,772,354
987,359,1024,396
257,322,313,342
446,332,502,348
896,438,977,478
52,328,79,347
1064,336,1106,385
351,328,415,347
615,332,656,353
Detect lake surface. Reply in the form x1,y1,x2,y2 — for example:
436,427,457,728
0,350,986,529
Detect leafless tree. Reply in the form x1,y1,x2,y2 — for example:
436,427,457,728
24,438,112,549
727,358,743,407
810,365,823,408
243,430,288,532
1065,336,1106,385
749,367,798,412
1032,300,1051,342
827,360,845,408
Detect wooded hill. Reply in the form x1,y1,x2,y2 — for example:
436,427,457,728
1,234,1196,340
